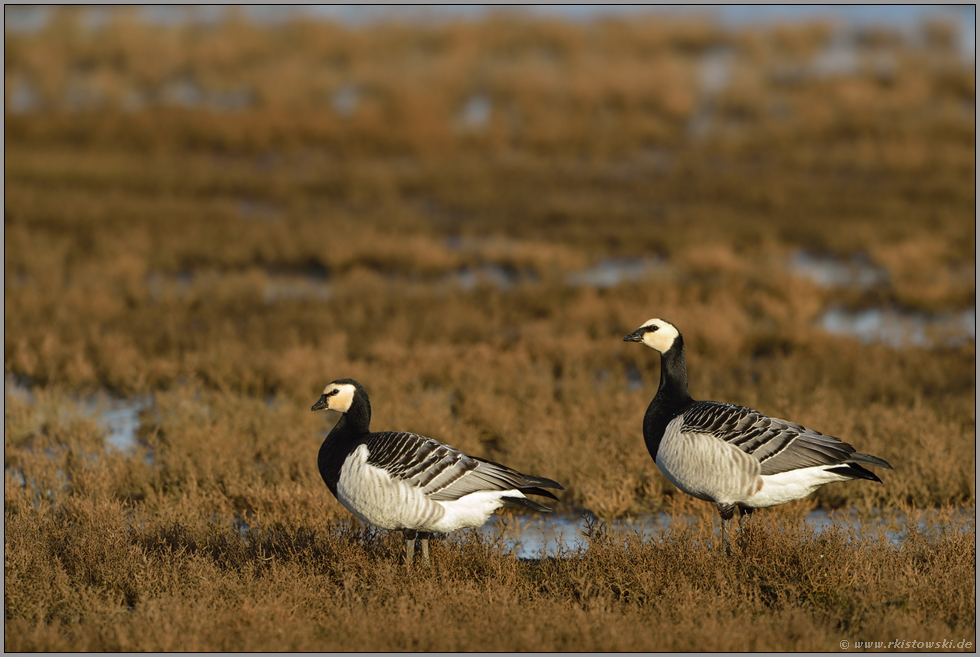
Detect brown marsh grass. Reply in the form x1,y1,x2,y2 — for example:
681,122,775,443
4,9,976,651
4,438,976,652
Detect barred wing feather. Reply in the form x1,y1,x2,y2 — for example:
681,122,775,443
365,431,541,501
681,401,859,476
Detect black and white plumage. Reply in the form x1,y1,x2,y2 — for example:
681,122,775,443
312,378,563,567
624,318,893,551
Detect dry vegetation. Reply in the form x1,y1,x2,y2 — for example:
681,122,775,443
5,473,976,651
4,8,976,651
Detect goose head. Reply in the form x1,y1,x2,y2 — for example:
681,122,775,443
311,379,361,413
623,318,680,354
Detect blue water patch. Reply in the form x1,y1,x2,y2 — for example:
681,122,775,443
94,396,151,452
456,94,493,130
4,377,153,456
566,257,666,289
6,6,974,59
471,507,975,559
788,250,890,290
819,307,975,348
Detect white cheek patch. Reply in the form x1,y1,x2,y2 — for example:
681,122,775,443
322,383,356,413
640,319,679,353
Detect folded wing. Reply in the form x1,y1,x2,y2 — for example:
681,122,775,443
681,401,892,476
365,431,562,501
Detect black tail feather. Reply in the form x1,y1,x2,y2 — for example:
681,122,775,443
519,486,560,502
828,462,883,483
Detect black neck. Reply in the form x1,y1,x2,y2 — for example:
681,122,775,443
340,391,372,435
317,391,372,496
642,337,694,459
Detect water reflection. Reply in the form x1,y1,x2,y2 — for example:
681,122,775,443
811,31,860,77
263,273,333,303
448,264,533,291
788,250,889,290
688,46,735,139
456,93,493,130
474,512,671,558
4,375,33,404
788,250,974,348
332,85,360,118
90,396,151,452
565,257,665,289
470,508,975,559
4,376,150,454
138,257,979,349
819,307,975,348
7,77,39,114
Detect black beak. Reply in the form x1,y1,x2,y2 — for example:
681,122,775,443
311,395,329,412
623,328,646,342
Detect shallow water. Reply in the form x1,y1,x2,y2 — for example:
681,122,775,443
263,273,333,303
4,376,150,454
472,508,976,559
788,250,889,290
87,395,151,452
819,307,976,348
688,46,735,139
456,94,493,130
6,6,973,56
787,251,974,348
139,250,972,352
4,375,33,404
446,264,534,291
6,7,972,123
565,257,666,289
7,373,972,557
332,85,359,118
474,512,671,558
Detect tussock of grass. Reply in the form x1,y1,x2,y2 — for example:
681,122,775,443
3,378,976,647
4,484,975,651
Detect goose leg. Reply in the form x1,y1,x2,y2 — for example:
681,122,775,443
403,529,417,568
419,532,431,568
717,502,736,555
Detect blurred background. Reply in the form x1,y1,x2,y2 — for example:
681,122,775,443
4,4,976,515
3,8,976,652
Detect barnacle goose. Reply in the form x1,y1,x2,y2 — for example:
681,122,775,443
312,378,563,567
624,318,892,551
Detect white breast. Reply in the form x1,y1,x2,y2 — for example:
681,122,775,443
655,415,762,505
336,444,445,531
336,445,523,533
